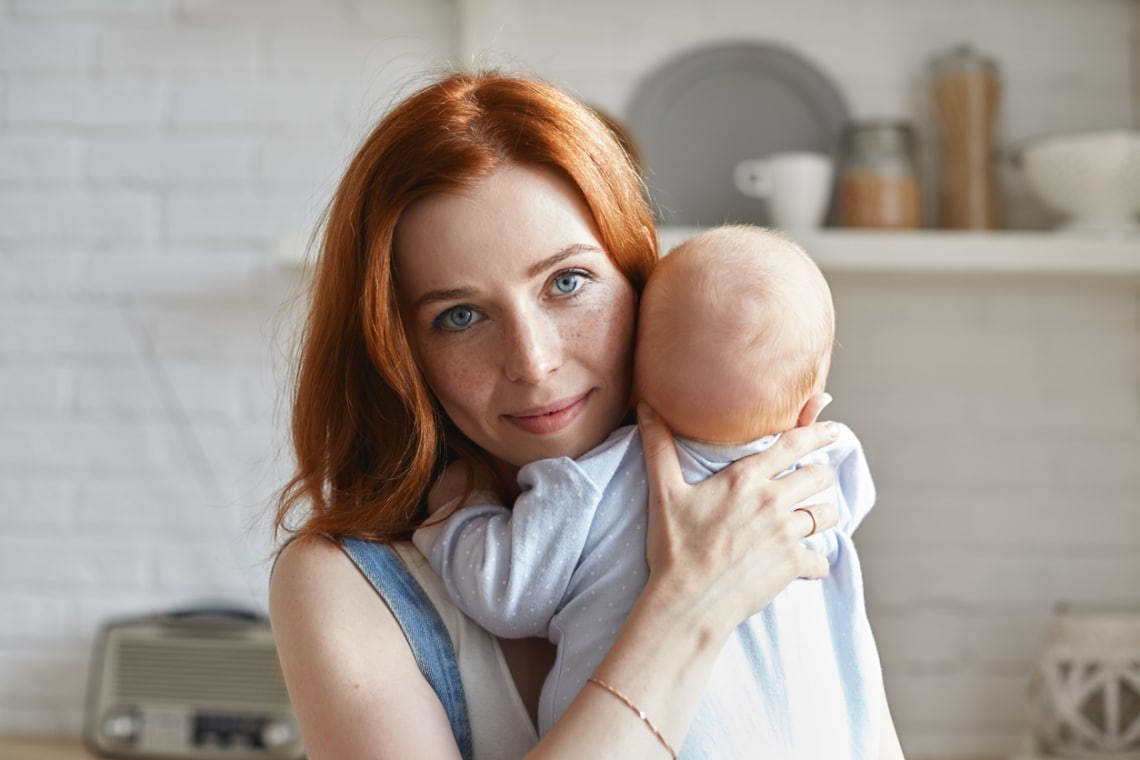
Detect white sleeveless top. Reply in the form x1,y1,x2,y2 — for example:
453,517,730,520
391,543,538,759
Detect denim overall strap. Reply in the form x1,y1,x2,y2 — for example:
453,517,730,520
341,538,474,760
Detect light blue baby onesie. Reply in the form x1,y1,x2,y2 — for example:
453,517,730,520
413,423,884,759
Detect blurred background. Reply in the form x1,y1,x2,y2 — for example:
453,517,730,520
1,1,1138,757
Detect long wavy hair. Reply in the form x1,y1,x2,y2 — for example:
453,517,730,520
274,70,658,543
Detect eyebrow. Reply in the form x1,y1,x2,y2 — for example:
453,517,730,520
412,243,607,309
527,243,604,278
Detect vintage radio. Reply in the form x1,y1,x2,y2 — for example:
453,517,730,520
84,607,304,759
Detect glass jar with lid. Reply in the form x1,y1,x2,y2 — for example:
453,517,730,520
930,44,1002,229
837,120,923,229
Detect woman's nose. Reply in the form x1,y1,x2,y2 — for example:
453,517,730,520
503,313,562,383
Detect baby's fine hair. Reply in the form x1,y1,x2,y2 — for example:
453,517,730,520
638,225,835,437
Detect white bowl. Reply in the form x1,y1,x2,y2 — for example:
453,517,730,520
1014,129,1140,234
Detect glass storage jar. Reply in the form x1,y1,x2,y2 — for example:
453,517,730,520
930,44,1002,229
838,120,923,229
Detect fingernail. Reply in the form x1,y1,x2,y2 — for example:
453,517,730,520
637,403,654,427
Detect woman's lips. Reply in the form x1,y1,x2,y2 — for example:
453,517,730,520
505,392,590,435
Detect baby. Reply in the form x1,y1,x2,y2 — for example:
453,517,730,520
414,225,889,759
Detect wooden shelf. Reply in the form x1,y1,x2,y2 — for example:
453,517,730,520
656,227,1140,277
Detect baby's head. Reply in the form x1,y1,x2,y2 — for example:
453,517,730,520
633,225,835,444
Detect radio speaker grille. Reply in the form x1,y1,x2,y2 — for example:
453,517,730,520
114,638,290,705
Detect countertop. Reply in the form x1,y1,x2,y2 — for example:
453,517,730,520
0,736,1013,760
0,737,93,760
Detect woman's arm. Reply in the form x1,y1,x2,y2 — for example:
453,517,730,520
271,533,701,759
269,535,465,759
270,412,842,759
538,406,841,756
528,409,842,758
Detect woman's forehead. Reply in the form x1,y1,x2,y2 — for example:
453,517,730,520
393,165,604,292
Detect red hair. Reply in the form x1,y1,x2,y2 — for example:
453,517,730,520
275,70,657,543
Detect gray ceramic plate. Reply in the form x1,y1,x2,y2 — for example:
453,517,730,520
626,42,850,226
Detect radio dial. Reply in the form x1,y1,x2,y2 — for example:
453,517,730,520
102,710,140,741
261,720,295,748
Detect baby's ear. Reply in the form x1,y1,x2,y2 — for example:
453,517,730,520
796,392,833,427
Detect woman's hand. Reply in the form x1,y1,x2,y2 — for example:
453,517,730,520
638,402,841,638
534,406,844,758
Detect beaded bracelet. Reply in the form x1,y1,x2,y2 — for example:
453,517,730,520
586,676,677,759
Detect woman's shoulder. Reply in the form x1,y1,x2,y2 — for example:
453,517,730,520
269,536,538,757
272,532,342,568
271,534,361,598
269,534,405,649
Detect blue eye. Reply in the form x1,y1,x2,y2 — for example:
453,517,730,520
553,271,584,295
435,306,478,332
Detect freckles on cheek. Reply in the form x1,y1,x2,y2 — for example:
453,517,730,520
587,303,635,354
424,357,482,415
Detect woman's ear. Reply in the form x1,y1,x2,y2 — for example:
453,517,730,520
796,392,833,427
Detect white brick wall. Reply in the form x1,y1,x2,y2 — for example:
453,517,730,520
828,274,1140,758
1,0,1137,755
0,0,458,736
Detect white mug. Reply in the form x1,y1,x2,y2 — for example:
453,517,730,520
733,152,834,231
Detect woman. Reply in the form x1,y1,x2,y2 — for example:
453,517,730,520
269,69,842,759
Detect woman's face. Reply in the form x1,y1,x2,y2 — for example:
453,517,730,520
394,164,638,470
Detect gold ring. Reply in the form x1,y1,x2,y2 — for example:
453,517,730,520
798,507,817,538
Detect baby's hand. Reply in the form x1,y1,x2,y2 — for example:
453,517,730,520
427,461,469,516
